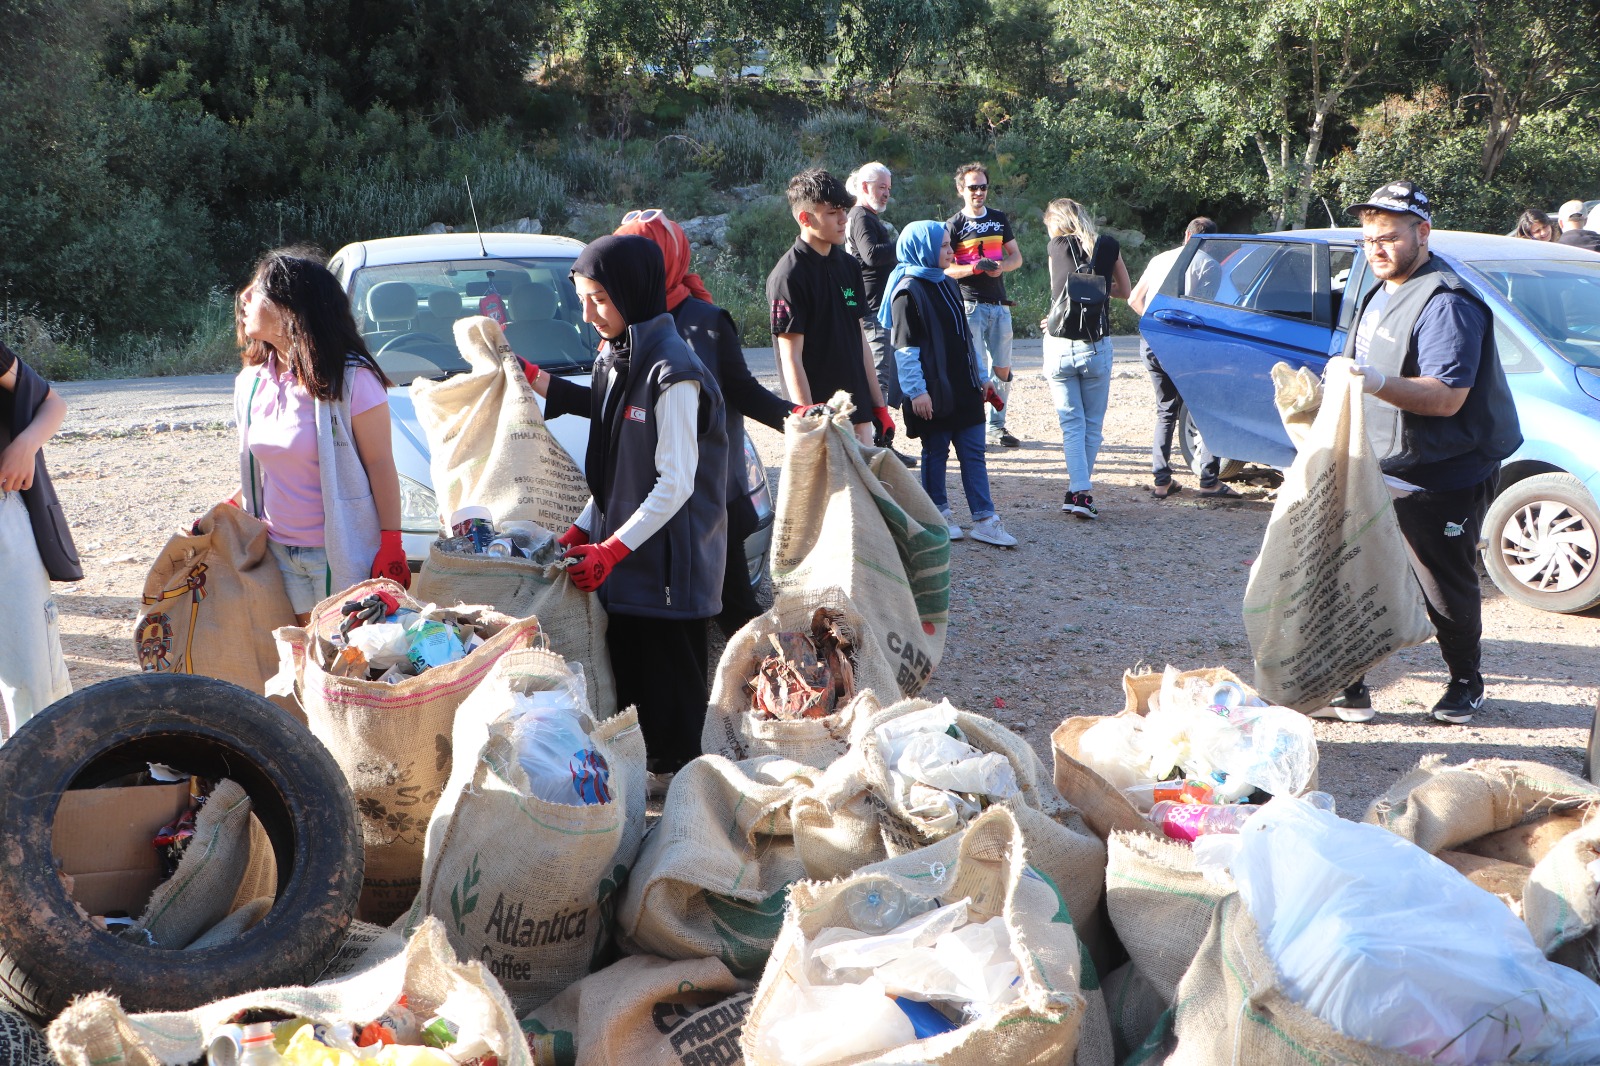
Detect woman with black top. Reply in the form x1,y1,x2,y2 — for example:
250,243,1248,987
1043,198,1130,521
881,221,1016,548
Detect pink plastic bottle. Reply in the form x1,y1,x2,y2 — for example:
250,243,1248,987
1149,801,1260,842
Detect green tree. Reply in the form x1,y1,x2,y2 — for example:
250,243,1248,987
831,0,986,90
1063,0,1441,228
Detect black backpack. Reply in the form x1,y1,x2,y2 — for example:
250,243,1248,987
1045,236,1108,342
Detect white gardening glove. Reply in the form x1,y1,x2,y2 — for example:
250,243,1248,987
1350,365,1386,394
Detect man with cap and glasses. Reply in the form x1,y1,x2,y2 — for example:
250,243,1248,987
1313,180,1521,726
1556,200,1600,252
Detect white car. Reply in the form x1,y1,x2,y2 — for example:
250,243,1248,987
325,233,774,586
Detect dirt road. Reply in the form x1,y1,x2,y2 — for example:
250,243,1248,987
50,344,1599,816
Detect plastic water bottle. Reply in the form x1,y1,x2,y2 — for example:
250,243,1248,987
1150,801,1261,842
842,880,909,932
237,1023,282,1066
1122,779,1215,812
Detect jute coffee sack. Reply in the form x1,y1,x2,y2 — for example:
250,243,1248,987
520,954,752,1066
413,544,617,720
1101,961,1171,1065
1164,896,1425,1066
134,503,301,719
272,578,544,924
47,919,528,1066
1051,666,1253,842
1524,816,1600,981
1102,830,1230,1009
617,756,819,978
702,589,890,767
411,316,589,531
771,398,949,697
742,805,1092,1066
1243,359,1432,711
134,779,258,950
404,646,647,1014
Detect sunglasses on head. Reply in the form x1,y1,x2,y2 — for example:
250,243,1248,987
964,183,989,192
621,208,664,224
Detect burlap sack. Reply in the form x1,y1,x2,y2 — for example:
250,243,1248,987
743,805,1091,1066
520,954,753,1066
1243,359,1433,711
771,399,949,697
136,779,253,950
134,503,300,718
1165,895,1429,1066
1363,755,1600,855
1051,666,1252,842
1102,961,1171,1066
319,919,408,980
1103,830,1230,1008
47,919,528,1066
1524,818,1600,981
702,590,888,766
411,316,588,531
618,755,819,977
404,646,647,1014
272,577,545,924
412,545,617,720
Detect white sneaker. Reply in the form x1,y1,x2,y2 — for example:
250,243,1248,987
969,516,1017,547
942,511,964,541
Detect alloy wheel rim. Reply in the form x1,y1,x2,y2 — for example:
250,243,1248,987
1499,499,1598,594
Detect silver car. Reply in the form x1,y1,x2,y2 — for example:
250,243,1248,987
325,233,774,586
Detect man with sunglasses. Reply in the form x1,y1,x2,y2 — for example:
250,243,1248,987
1316,180,1520,726
945,162,1023,448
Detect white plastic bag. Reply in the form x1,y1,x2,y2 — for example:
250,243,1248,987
345,622,411,670
1232,797,1600,1064
509,706,612,806
752,973,915,1066
1194,703,1318,801
1074,715,1151,791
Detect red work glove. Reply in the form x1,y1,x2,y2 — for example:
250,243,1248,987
518,357,541,389
792,403,831,418
984,381,1005,411
557,523,590,550
562,536,631,593
872,405,896,448
370,530,411,589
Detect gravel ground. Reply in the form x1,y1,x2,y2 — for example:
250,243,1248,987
48,343,1599,817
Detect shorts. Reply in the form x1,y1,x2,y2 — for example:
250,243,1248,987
268,539,331,615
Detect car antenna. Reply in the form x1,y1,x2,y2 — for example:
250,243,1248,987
465,175,489,258
1321,196,1338,228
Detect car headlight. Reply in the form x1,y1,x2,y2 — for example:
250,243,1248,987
399,474,440,534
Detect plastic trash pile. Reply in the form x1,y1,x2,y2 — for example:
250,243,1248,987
749,608,855,721
753,881,1023,1065
325,596,494,683
206,991,496,1066
874,705,1020,835
1075,666,1321,841
503,666,613,807
438,506,558,562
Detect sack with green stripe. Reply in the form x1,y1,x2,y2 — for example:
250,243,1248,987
1242,359,1431,711
742,805,1097,1066
618,755,820,977
271,578,545,926
1102,829,1230,1009
403,646,647,1015
771,398,950,697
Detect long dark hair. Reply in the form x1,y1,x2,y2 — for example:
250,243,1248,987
1514,208,1555,241
240,248,391,401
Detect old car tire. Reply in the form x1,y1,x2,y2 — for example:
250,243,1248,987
0,674,362,1020
1176,402,1248,482
1481,472,1600,615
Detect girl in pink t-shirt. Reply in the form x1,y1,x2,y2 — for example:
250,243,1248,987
234,250,407,621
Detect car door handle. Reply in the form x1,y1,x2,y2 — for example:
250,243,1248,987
1152,309,1204,328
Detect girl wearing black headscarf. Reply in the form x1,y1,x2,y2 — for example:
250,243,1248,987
538,235,729,776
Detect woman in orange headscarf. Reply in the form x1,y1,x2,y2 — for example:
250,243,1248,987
613,210,799,634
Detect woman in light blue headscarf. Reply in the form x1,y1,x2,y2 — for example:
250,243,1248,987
881,221,1016,548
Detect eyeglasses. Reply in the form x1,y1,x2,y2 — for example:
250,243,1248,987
1360,230,1415,251
964,184,989,192
621,208,664,224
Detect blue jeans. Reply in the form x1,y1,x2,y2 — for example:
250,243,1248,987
919,422,995,521
268,539,331,615
1044,335,1113,493
963,302,1012,432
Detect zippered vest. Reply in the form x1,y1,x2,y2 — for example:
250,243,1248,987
589,313,728,620
1342,258,1521,480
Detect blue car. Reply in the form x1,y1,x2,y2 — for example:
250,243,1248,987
1141,229,1600,614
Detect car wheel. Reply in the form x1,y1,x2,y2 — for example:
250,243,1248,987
0,675,362,1020
1176,402,1248,482
1482,472,1600,614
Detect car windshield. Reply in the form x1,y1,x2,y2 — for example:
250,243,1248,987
349,257,600,386
1471,258,1600,371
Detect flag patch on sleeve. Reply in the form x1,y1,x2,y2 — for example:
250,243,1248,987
626,405,648,423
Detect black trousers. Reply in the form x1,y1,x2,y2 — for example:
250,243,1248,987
1392,473,1498,681
1141,338,1221,487
605,613,710,773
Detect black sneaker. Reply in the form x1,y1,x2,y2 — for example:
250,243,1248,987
1433,676,1486,724
1062,491,1098,519
996,430,1021,448
1309,680,1375,722
891,446,918,469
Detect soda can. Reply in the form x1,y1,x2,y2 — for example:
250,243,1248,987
449,505,495,552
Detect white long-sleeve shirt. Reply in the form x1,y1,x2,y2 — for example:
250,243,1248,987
576,367,700,551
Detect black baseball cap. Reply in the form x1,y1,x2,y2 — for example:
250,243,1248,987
1346,180,1432,224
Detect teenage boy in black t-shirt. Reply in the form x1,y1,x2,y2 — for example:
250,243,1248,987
768,168,890,446
945,163,1023,447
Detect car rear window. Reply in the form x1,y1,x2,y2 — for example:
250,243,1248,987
1472,259,1600,372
